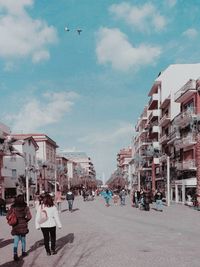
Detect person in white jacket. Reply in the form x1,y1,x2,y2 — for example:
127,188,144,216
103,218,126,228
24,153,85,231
35,193,62,256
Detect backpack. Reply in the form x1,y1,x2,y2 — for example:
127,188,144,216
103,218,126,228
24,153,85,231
7,208,18,226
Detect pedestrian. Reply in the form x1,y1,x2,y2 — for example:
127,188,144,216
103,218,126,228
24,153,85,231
101,189,112,207
119,189,126,206
82,188,87,201
66,189,75,212
143,191,150,211
155,189,163,212
113,192,119,205
0,197,6,215
6,194,32,261
35,193,62,255
55,188,62,212
139,189,144,210
133,190,140,208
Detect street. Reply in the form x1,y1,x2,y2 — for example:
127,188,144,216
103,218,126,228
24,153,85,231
0,196,200,267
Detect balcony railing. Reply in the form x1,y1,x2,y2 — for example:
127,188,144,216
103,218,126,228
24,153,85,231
149,93,159,105
174,134,196,149
148,109,160,121
160,134,169,144
159,113,170,126
175,79,196,101
176,160,196,170
174,108,197,128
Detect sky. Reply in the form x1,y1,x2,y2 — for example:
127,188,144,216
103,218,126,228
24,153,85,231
1,0,200,181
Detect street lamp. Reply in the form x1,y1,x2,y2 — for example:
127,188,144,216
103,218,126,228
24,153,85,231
166,155,170,207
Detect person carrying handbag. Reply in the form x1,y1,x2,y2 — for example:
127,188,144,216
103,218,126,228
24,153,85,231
6,194,32,261
35,193,62,256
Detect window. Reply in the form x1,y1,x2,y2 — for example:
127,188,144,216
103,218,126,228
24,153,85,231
29,154,31,165
12,169,17,179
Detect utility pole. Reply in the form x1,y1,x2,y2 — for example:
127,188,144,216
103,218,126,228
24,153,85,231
25,167,29,206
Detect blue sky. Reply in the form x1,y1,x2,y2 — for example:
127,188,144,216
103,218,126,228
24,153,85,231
1,0,200,180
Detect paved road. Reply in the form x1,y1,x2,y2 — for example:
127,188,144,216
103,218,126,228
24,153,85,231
0,196,200,267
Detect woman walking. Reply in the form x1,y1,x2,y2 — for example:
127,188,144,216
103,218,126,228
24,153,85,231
35,193,62,256
6,194,32,261
55,188,62,212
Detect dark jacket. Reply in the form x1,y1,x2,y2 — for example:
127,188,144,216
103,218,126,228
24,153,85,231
6,205,32,236
155,192,163,200
66,192,74,201
144,192,151,204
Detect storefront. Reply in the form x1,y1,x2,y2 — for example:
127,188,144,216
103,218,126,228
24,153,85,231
171,177,196,204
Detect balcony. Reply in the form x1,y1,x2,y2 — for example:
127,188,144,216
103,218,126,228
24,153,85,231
174,134,196,149
159,134,169,144
140,141,151,148
176,160,196,170
151,126,160,133
159,154,167,163
153,158,160,164
152,141,160,149
159,113,170,127
148,109,160,122
167,130,180,144
148,93,159,110
175,79,196,103
174,108,197,128
138,128,148,138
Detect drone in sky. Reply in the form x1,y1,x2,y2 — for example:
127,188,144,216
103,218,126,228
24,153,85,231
64,26,83,35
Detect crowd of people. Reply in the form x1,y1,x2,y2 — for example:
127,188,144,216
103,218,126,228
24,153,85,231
2,186,168,262
98,187,165,212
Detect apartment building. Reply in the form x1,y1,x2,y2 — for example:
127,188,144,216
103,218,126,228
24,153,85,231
0,122,11,198
117,147,132,187
166,78,200,203
63,152,96,180
12,134,58,193
133,64,200,200
4,135,39,199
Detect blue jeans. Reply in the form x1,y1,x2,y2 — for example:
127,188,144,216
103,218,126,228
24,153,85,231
121,197,125,205
156,199,163,211
68,200,73,211
13,235,26,255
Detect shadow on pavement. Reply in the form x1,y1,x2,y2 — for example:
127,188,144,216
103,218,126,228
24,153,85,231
0,235,74,267
56,233,74,252
28,238,44,252
0,259,25,267
0,238,13,249
61,209,68,213
71,208,79,213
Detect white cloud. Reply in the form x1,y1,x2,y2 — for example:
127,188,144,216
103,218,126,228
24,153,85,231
7,91,79,132
3,61,15,72
0,0,58,63
109,2,167,32
166,0,177,7
182,28,198,39
78,122,133,145
96,27,161,71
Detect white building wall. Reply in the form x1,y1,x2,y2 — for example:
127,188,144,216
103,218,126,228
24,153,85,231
157,64,200,120
4,140,37,192
36,142,46,161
